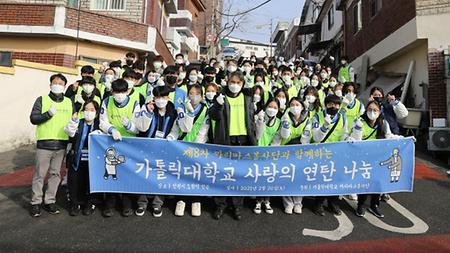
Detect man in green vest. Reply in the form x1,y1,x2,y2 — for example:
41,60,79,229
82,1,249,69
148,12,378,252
338,56,355,83
29,73,75,217
311,94,348,217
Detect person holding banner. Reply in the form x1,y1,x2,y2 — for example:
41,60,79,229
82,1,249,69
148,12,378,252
209,71,257,220
349,100,395,218
99,79,140,217
272,97,312,215
167,84,210,217
136,86,178,217
311,94,348,216
64,99,100,216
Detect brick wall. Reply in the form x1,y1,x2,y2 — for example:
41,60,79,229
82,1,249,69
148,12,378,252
344,0,416,61
428,50,448,118
64,7,148,43
12,52,75,68
416,0,450,16
0,4,55,26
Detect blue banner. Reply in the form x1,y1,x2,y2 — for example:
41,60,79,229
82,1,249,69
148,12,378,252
88,134,415,196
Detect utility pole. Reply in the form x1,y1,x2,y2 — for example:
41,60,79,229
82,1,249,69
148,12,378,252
269,18,273,57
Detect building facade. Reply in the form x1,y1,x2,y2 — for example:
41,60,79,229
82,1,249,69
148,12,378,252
226,37,274,59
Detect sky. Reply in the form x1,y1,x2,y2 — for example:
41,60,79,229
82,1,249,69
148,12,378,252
225,0,306,44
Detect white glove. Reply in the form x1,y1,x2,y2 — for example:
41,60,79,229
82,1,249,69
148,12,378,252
345,93,355,104
166,134,176,141
75,94,84,104
341,97,350,108
257,110,265,122
48,104,57,116
303,100,310,109
111,128,122,141
185,100,195,113
216,94,225,105
347,136,356,143
68,117,79,130
197,73,204,81
324,115,332,127
221,79,227,87
104,82,112,91
121,117,130,128
355,118,363,128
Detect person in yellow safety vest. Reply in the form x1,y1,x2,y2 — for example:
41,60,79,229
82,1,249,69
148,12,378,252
204,82,219,143
29,73,75,217
325,75,339,96
252,84,265,114
167,84,209,218
338,56,355,83
109,60,124,82
254,72,270,104
272,97,312,215
241,60,254,88
209,71,257,221
332,82,344,98
182,67,202,91
65,65,98,99
151,55,165,78
273,88,289,117
310,74,326,108
130,60,148,99
252,97,281,215
319,69,331,90
136,86,179,218
98,68,116,99
99,78,141,218
268,65,280,89
72,76,101,120
123,70,145,107
341,82,365,133
311,94,348,217
348,100,397,218
278,65,300,100
202,66,218,89
302,86,323,121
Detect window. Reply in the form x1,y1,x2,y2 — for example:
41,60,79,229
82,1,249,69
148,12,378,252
370,0,382,18
328,4,334,30
91,0,126,10
353,1,362,34
0,52,12,67
67,0,79,8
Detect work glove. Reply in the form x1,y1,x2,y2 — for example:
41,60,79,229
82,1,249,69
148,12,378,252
216,94,225,105
48,104,57,116
111,128,122,141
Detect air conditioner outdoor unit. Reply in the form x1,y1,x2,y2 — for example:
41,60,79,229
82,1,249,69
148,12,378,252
428,127,450,151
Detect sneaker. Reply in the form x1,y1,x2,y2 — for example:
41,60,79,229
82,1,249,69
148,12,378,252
264,202,273,214
82,204,95,216
314,205,326,216
135,207,146,217
153,207,162,218
329,203,342,216
284,206,293,215
69,204,80,216
294,205,303,214
348,194,358,201
30,204,41,217
213,208,224,220
446,170,450,175
233,207,242,220
102,208,113,218
175,201,185,217
191,202,201,217
368,206,384,218
381,194,390,202
253,203,262,214
43,204,60,214
356,205,365,217
122,208,133,217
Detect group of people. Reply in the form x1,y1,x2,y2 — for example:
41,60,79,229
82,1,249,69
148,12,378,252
29,52,410,220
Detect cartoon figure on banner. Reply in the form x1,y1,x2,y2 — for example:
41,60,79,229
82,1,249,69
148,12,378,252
104,147,126,180
379,148,402,182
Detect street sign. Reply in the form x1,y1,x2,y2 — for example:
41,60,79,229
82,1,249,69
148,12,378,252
206,33,214,42
220,39,229,47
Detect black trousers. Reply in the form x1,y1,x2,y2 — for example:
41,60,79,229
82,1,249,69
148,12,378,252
104,193,133,210
315,196,340,207
68,161,91,206
213,136,248,210
357,194,381,208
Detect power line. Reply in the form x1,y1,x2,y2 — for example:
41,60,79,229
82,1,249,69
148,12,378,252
217,0,273,17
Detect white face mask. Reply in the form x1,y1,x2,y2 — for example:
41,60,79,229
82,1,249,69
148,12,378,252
175,59,184,64
82,84,94,95
282,75,292,84
153,61,162,69
290,106,303,116
205,92,216,100
228,84,242,94
148,76,156,83
341,60,347,65
189,75,198,83
84,111,96,121
157,78,165,87
126,80,135,89
155,98,168,108
243,66,252,74
320,72,328,79
114,93,127,104
105,74,114,83
330,81,337,87
278,98,286,109
306,95,316,104
272,71,279,76
266,107,278,117
253,94,261,103
335,89,343,97
50,84,65,94
255,81,264,87
189,95,202,105
367,111,379,121
215,68,220,74
264,60,269,65
178,72,186,80
227,66,237,73
311,80,319,87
